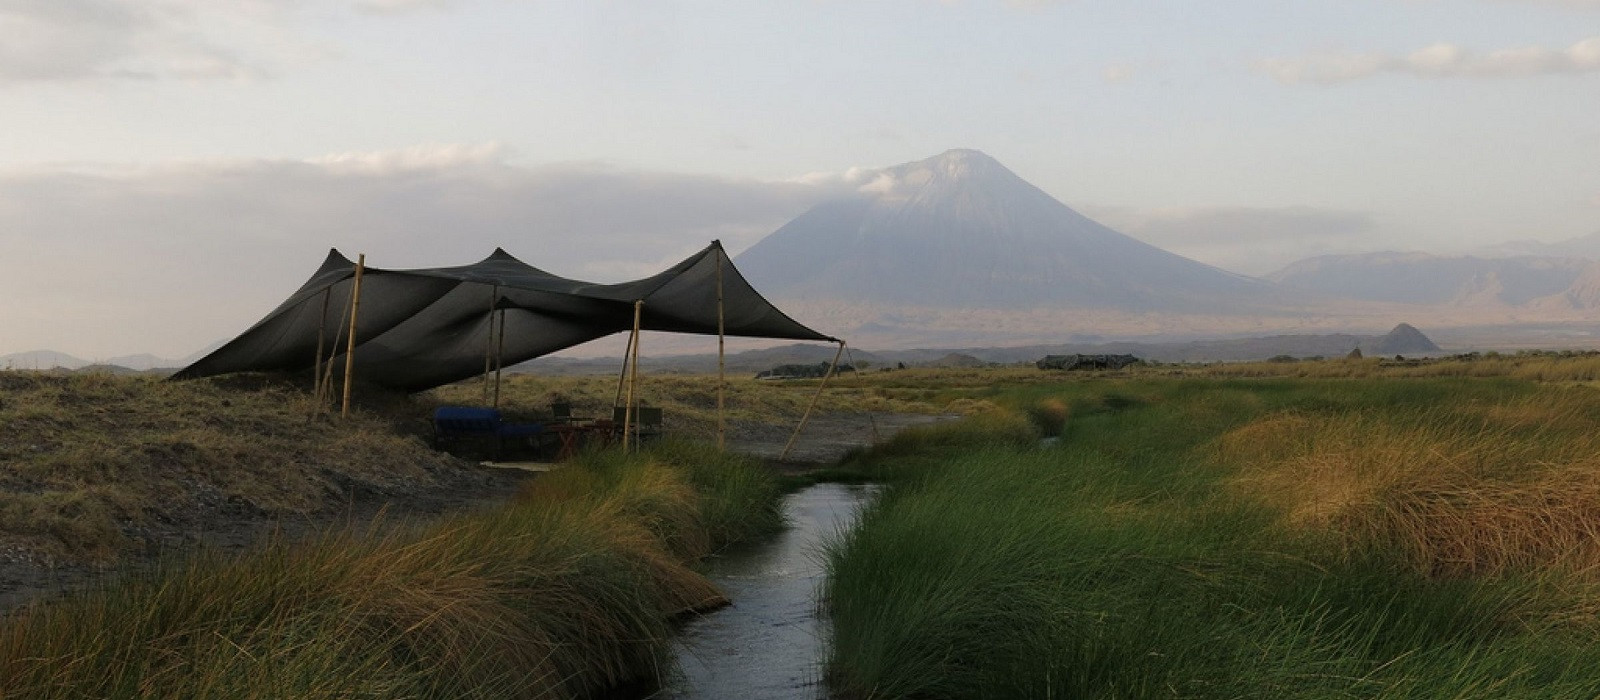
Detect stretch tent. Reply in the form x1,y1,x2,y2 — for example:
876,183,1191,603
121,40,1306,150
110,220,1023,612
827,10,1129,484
174,241,836,392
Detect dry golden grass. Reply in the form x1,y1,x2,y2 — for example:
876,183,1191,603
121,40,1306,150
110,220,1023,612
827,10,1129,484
0,445,770,699
425,367,1031,440
0,371,463,564
1220,393,1600,581
1192,351,1600,382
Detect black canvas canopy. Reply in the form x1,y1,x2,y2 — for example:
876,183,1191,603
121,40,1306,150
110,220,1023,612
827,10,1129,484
175,241,835,392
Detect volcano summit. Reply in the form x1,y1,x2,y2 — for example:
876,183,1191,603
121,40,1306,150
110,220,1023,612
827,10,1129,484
735,149,1276,314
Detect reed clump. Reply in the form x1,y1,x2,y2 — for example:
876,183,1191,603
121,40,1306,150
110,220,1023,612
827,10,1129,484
1221,395,1600,582
824,378,1600,698
0,442,781,699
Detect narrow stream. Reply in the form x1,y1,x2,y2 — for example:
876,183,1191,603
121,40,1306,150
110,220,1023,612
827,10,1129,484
658,483,878,699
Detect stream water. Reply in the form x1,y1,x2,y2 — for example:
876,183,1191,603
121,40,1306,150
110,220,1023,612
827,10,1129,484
657,483,878,699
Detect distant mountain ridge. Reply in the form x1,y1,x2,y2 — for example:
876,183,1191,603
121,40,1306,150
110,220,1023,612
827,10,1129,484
1476,230,1600,260
735,149,1277,313
1267,252,1600,310
1,349,207,372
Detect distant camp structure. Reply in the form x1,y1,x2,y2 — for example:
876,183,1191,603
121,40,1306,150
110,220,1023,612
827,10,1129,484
1036,354,1140,371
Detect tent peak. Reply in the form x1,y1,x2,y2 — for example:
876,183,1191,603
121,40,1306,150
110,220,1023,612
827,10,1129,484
484,248,524,263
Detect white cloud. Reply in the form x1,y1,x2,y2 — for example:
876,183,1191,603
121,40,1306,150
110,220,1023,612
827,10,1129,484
1490,0,1600,8
1260,36,1600,84
1102,63,1137,84
352,0,462,15
307,142,512,174
0,147,840,357
0,0,325,83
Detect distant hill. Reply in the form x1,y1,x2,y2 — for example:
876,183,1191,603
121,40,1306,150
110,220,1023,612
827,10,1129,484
922,352,986,369
1266,252,1599,308
1370,323,1440,355
735,149,1278,314
1477,230,1600,260
2,346,214,373
1,350,87,371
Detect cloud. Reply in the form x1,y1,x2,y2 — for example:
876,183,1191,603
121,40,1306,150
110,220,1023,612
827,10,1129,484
1490,0,1600,8
0,146,843,358
307,142,512,174
1102,63,1137,84
0,0,327,83
1260,36,1600,84
1086,205,1378,275
352,0,462,15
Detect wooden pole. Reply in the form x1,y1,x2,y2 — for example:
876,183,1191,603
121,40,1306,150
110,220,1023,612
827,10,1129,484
340,254,366,419
482,285,498,404
614,328,634,410
716,247,726,451
313,287,330,405
623,300,642,451
315,292,348,412
493,308,507,409
779,340,845,461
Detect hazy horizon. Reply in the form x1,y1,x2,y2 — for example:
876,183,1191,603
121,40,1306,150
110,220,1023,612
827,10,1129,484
3,1,1597,359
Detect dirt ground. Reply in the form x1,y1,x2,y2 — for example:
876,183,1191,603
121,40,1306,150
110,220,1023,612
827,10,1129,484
725,411,957,469
0,411,947,615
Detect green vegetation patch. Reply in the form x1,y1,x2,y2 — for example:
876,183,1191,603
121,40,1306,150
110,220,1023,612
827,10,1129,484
825,377,1600,699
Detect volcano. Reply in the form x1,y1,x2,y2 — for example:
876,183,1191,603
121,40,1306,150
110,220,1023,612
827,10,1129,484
735,149,1276,313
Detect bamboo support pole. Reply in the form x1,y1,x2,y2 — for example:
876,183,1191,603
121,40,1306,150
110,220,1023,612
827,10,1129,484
614,329,634,409
313,288,330,402
779,340,846,461
493,308,507,409
314,290,349,413
482,285,498,404
623,301,643,451
317,312,342,410
716,247,726,451
339,254,366,419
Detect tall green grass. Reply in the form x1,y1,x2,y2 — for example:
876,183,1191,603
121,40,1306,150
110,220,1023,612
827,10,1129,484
0,442,781,699
824,378,1600,698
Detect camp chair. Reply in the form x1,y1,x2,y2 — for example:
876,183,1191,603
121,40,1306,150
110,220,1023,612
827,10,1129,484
612,406,665,443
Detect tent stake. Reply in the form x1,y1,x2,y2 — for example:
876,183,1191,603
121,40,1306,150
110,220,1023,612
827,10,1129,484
482,285,498,405
779,340,845,462
493,308,507,409
340,254,366,419
623,300,642,451
716,246,726,451
843,343,879,443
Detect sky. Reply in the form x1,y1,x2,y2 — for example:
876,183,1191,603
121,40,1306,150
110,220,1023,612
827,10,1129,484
1,0,1598,360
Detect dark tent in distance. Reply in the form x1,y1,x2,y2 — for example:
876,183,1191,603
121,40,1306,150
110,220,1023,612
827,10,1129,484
174,241,835,392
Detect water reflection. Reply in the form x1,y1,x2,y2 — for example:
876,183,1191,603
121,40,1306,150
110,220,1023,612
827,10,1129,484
659,483,877,699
